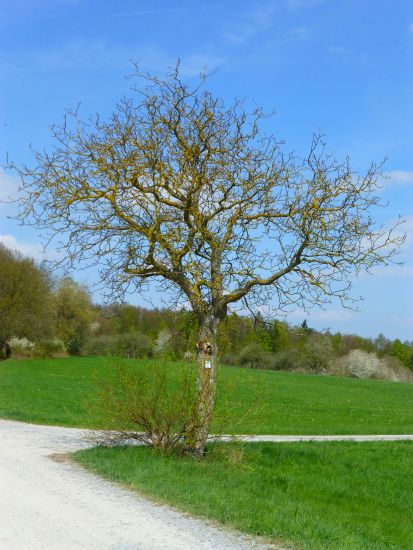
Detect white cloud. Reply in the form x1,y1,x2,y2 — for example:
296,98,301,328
0,234,44,258
409,23,413,33
382,170,413,187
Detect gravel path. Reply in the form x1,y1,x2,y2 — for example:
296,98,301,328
1,420,412,550
0,420,277,550
227,434,413,442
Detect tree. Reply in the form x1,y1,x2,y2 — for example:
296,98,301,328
374,333,391,356
0,243,54,341
300,334,333,375
11,65,404,455
54,277,93,354
301,319,315,334
270,320,290,353
389,339,413,369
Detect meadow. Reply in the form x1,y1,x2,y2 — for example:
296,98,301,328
1,356,412,549
0,356,412,434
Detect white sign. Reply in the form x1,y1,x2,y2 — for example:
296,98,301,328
205,361,211,369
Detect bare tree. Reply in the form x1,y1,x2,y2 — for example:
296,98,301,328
10,64,404,456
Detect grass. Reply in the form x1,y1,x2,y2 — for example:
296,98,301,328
73,441,413,549
0,356,412,434
2,356,411,548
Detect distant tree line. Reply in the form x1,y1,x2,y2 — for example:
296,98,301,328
1,243,412,380
0,243,91,356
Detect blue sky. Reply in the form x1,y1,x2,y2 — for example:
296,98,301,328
0,0,412,340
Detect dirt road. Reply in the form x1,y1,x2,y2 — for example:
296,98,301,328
2,420,411,549
0,420,272,550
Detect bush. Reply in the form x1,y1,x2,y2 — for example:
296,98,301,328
235,336,334,374
115,333,153,358
83,334,114,356
338,349,382,379
333,349,412,382
373,355,413,382
269,349,302,371
225,342,412,382
8,336,36,358
220,351,238,366
88,360,202,454
7,336,67,359
237,344,272,369
154,329,175,358
84,333,153,358
35,338,66,358
300,336,334,374
389,339,413,369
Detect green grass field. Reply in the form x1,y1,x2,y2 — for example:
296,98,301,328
0,356,412,434
74,441,413,550
2,356,412,549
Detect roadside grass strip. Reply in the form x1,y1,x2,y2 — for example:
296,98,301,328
74,440,413,550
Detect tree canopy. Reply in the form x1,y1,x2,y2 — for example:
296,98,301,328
10,64,405,454
12,67,404,325
54,277,93,354
0,243,53,341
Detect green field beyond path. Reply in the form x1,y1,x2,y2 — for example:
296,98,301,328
0,356,411,434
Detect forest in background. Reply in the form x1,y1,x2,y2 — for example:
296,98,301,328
1,243,412,381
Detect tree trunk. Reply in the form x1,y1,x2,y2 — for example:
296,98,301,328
184,314,218,457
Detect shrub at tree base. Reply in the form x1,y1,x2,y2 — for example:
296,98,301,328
87,360,265,455
88,360,208,454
